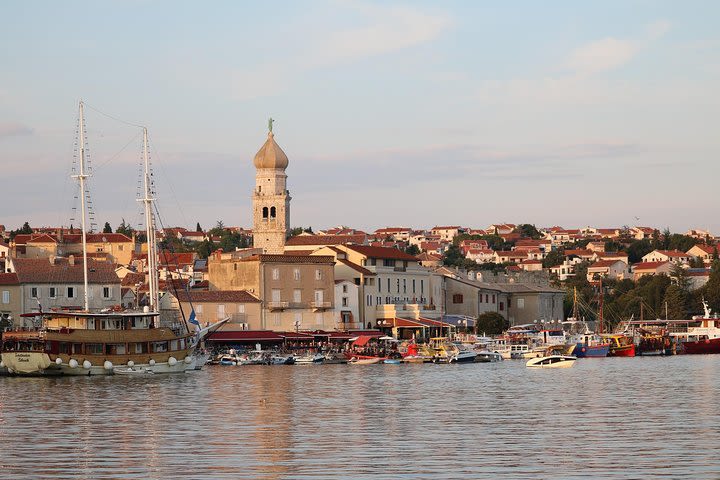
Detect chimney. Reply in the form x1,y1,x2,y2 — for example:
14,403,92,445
69,255,75,266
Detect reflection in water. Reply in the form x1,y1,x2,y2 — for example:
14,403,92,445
1,356,720,479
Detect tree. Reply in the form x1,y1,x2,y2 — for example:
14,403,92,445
116,218,133,237
20,222,32,234
443,244,464,267
702,260,720,313
475,312,510,335
103,222,112,233
690,256,705,269
542,249,565,269
627,239,653,264
405,244,420,256
196,239,215,259
209,220,226,237
288,227,305,237
196,222,202,232
516,224,541,239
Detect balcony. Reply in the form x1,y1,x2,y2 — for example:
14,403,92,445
268,301,289,311
311,301,332,311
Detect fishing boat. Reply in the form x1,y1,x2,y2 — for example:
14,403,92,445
671,300,720,354
600,334,636,357
0,103,207,376
569,332,609,358
401,343,434,363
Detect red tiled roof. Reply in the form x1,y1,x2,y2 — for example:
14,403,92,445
431,226,461,230
653,250,688,258
336,258,375,276
344,244,418,261
26,234,57,244
121,272,145,286
633,261,669,271
589,260,624,269
174,290,260,303
689,244,715,254
0,273,18,285
374,227,410,234
286,234,366,246
12,257,120,284
566,249,592,256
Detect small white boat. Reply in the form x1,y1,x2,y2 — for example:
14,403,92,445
348,356,384,365
475,350,503,362
526,355,577,368
293,353,325,364
270,355,295,365
113,366,155,375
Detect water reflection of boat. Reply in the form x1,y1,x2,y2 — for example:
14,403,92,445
113,366,156,376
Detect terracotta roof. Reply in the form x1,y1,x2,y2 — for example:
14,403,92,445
632,261,669,271
336,258,375,276
589,260,625,269
415,252,442,261
12,257,120,284
121,272,146,286
566,249,592,256
283,249,314,256
0,273,18,285
689,244,715,254
344,245,418,261
26,234,57,244
431,226,461,230
374,227,410,234
597,252,626,258
652,250,688,258
238,254,335,264
174,290,260,303
286,234,366,246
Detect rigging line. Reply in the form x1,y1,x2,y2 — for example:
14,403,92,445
82,102,145,129
94,131,142,171
152,201,189,326
146,135,191,229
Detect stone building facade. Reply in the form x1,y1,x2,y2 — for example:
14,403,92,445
252,130,290,254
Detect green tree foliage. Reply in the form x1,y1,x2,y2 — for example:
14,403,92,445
627,239,653,263
516,224,541,239
219,231,249,251
689,256,705,268
702,260,720,313
542,249,565,268
405,244,420,255
604,240,624,252
476,312,510,335
666,234,697,252
103,222,112,233
116,218,133,237
443,244,464,267
196,240,215,259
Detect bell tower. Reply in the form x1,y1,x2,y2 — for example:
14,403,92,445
252,119,291,254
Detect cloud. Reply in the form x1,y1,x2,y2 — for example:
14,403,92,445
0,123,34,138
566,20,671,75
230,2,452,100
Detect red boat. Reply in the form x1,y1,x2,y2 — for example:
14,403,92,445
682,338,720,355
601,334,636,357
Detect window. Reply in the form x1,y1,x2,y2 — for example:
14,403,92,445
403,279,406,294
272,268,279,280
31,287,39,298
396,279,400,293
315,269,322,280
270,206,276,218
217,304,226,318
67,287,75,299
2,290,9,304
86,343,103,354
49,287,57,299
342,297,348,307
517,298,525,309
479,294,483,304
387,278,391,292
262,207,269,219
293,268,300,280
315,313,323,327
238,304,245,313
383,259,396,267
342,284,347,293
293,289,302,303
314,290,324,304
420,280,424,293
196,304,203,314
452,294,463,304
293,312,302,328
271,289,281,302
492,294,495,303
499,302,504,311
378,277,382,293
273,313,281,327
412,279,416,293
102,287,111,299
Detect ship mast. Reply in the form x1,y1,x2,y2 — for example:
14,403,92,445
71,101,90,312
139,127,160,317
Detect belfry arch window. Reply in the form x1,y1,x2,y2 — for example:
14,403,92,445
262,207,269,219
270,206,276,218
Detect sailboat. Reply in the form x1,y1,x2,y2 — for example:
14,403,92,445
0,102,201,375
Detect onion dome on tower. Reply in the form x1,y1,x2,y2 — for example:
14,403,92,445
253,129,288,170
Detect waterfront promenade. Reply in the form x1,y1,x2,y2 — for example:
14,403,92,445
1,356,718,479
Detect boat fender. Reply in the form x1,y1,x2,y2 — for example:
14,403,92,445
82,360,92,369
0,361,4,368
55,357,63,365
581,347,586,353
149,359,156,366
168,357,178,366
69,359,79,369
184,356,192,364
103,361,113,371
127,360,134,367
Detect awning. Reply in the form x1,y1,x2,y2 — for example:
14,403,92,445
206,330,283,342
278,332,315,340
352,335,378,347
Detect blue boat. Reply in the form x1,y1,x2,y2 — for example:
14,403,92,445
571,333,609,358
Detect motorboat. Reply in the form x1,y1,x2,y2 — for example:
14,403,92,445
430,338,477,363
322,352,349,364
293,352,325,364
218,353,242,366
474,350,503,362
383,358,402,364
113,365,156,375
600,334,636,357
348,355,384,365
402,343,434,363
526,355,577,368
270,355,295,365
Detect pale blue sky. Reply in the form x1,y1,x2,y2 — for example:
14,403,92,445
1,1,718,234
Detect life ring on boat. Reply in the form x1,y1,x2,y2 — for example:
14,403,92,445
581,347,586,353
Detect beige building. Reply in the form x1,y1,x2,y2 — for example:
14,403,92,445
164,289,262,331
7,256,121,326
313,244,442,328
208,251,336,332
252,127,290,254
0,273,21,327
13,232,134,265
586,260,630,281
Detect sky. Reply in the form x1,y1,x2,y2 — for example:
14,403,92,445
1,1,719,235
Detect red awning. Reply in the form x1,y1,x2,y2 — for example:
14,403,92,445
278,332,315,340
206,330,283,342
352,335,378,347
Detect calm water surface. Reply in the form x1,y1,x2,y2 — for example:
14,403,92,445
1,356,719,479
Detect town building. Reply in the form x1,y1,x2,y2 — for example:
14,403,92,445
641,250,690,265
586,260,630,281
164,289,262,331
11,232,134,265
